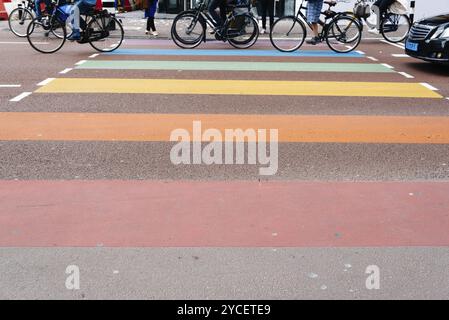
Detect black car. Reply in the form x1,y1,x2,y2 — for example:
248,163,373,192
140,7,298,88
405,14,449,63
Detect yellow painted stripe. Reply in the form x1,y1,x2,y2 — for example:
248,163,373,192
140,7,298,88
1,112,449,143
35,78,442,98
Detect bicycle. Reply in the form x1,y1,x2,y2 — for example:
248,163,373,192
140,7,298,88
171,0,259,49
8,0,38,37
26,0,124,54
270,0,362,54
351,0,410,43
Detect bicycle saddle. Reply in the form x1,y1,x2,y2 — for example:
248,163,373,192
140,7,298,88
324,0,337,7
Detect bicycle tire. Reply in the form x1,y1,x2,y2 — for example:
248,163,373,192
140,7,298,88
325,15,362,54
171,11,205,49
88,16,124,53
227,13,259,49
380,13,410,43
269,16,306,52
27,17,66,54
8,7,35,37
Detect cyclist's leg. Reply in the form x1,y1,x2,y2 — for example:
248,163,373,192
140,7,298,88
68,3,81,40
208,0,223,27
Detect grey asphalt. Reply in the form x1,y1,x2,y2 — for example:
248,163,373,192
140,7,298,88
0,17,449,300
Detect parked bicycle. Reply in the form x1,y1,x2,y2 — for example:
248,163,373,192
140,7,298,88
171,0,259,49
270,0,362,53
26,0,124,54
351,0,410,43
8,0,37,37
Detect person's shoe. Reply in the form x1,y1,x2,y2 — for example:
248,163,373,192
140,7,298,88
260,28,266,34
368,28,380,35
145,30,149,35
306,36,321,45
150,30,158,36
67,30,81,41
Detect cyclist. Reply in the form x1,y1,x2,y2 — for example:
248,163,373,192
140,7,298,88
208,0,227,33
368,0,406,34
305,0,324,45
67,0,97,41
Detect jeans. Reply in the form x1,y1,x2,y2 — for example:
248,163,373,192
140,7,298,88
70,0,96,32
208,0,226,27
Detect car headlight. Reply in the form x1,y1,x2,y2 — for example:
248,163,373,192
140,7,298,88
441,28,449,39
431,26,449,39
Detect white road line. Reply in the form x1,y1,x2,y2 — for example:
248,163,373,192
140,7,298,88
89,53,99,58
356,50,365,54
420,83,439,91
381,39,405,49
367,56,379,61
0,84,21,88
392,54,409,58
75,60,87,65
381,63,394,69
10,92,32,102
0,41,48,45
398,72,414,79
59,68,73,74
37,78,55,86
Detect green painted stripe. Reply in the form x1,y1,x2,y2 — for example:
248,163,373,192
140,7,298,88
77,60,395,73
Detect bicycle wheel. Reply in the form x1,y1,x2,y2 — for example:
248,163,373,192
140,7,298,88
270,16,306,52
326,16,361,53
27,17,66,54
8,7,35,37
381,13,410,43
171,11,205,49
88,16,124,52
227,13,259,49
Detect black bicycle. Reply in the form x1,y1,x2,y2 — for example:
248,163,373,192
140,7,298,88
270,0,362,53
171,0,259,49
8,0,38,37
27,0,124,54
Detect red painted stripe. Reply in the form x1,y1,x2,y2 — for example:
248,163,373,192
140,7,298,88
1,180,449,247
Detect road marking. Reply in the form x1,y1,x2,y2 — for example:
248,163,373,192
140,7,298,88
356,50,365,54
89,53,99,58
75,60,87,65
392,54,409,58
398,72,414,79
420,83,439,91
106,48,365,58
2,112,449,143
367,56,379,61
381,63,394,69
0,41,48,45
37,78,55,86
2,180,449,247
59,68,73,74
76,60,396,73
0,84,21,88
381,39,405,49
35,78,443,98
9,92,32,102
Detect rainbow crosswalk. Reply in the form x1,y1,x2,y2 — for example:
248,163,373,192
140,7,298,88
2,39,449,249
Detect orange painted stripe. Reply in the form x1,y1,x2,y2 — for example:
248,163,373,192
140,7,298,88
1,112,449,143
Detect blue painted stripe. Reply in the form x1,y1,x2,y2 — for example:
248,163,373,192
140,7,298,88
105,49,364,58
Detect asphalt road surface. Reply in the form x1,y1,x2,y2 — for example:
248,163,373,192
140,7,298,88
0,18,449,300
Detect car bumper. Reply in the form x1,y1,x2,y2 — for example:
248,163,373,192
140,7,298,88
405,38,449,62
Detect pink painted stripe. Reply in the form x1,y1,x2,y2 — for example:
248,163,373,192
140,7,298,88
1,180,449,247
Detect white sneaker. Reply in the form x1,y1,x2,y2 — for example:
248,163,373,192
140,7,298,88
260,28,266,34
150,30,158,36
368,28,379,35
